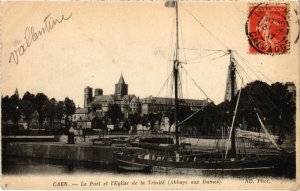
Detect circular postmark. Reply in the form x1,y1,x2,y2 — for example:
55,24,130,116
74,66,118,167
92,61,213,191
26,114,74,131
246,3,289,54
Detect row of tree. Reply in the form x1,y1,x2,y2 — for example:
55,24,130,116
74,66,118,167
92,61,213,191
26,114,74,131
2,90,76,131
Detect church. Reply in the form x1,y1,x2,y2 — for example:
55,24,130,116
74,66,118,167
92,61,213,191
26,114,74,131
73,73,208,123
83,74,140,119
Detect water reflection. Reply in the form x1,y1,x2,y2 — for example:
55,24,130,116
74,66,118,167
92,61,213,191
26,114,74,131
2,157,115,175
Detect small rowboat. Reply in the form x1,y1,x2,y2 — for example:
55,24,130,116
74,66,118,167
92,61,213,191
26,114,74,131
116,159,152,172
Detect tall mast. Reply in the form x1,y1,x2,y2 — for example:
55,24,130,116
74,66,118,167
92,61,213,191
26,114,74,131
229,50,236,157
174,0,180,146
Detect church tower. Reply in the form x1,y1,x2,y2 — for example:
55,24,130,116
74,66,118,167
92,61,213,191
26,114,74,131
115,74,128,99
84,86,93,108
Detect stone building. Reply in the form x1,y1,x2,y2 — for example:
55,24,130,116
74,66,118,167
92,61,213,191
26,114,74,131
73,107,88,121
140,96,208,115
82,74,141,118
76,111,103,129
78,73,208,120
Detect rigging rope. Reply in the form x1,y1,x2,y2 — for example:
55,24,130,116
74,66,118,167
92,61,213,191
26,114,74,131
234,50,274,84
178,13,189,99
181,66,213,102
238,69,283,137
181,4,229,50
228,52,282,123
166,11,176,99
255,109,282,151
236,66,283,127
180,49,226,63
236,67,245,86
177,105,205,127
235,62,281,114
176,102,214,153
181,51,229,65
210,52,230,61
233,51,286,101
156,71,174,98
235,68,249,154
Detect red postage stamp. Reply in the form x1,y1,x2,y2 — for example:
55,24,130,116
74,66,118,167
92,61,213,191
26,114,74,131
246,3,289,55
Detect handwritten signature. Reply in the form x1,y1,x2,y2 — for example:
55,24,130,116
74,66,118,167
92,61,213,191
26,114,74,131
9,12,73,64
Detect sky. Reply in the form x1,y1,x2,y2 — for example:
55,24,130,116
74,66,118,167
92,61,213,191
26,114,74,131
2,1,299,107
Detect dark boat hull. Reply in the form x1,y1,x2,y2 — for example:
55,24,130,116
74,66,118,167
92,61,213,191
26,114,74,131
116,159,152,173
114,152,293,173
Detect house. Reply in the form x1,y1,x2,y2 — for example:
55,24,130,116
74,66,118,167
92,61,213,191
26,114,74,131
76,111,104,129
73,107,88,121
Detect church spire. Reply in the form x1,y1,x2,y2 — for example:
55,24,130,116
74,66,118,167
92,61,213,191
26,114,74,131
115,73,128,99
118,73,125,84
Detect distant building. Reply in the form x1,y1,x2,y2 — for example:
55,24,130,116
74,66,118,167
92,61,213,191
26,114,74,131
78,73,208,120
84,86,93,108
76,111,103,129
73,107,88,121
141,96,208,115
83,74,141,118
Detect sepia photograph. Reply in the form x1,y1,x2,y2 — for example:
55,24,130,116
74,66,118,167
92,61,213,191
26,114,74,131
1,0,299,189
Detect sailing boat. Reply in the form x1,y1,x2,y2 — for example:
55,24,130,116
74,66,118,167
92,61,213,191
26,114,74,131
114,0,295,174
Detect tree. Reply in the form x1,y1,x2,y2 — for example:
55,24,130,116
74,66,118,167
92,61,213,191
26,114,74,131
212,80,296,137
55,101,64,122
45,98,57,129
270,83,295,135
2,94,20,134
20,92,35,130
10,93,21,129
122,120,130,131
2,96,12,122
128,112,141,127
35,93,49,130
141,114,150,127
64,97,76,130
148,113,162,130
106,104,123,127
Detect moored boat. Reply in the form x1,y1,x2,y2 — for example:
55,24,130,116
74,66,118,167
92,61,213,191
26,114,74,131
114,151,153,172
116,159,152,172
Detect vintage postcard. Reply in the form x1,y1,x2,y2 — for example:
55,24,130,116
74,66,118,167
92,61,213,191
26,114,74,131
1,0,299,190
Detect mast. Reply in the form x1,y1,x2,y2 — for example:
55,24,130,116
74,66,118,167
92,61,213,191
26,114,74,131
174,0,180,147
229,50,236,157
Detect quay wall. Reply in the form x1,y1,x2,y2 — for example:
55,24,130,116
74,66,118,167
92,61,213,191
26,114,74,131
4,142,144,164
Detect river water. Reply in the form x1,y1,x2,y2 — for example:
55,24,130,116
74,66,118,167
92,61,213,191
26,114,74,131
2,156,295,179
2,157,116,175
